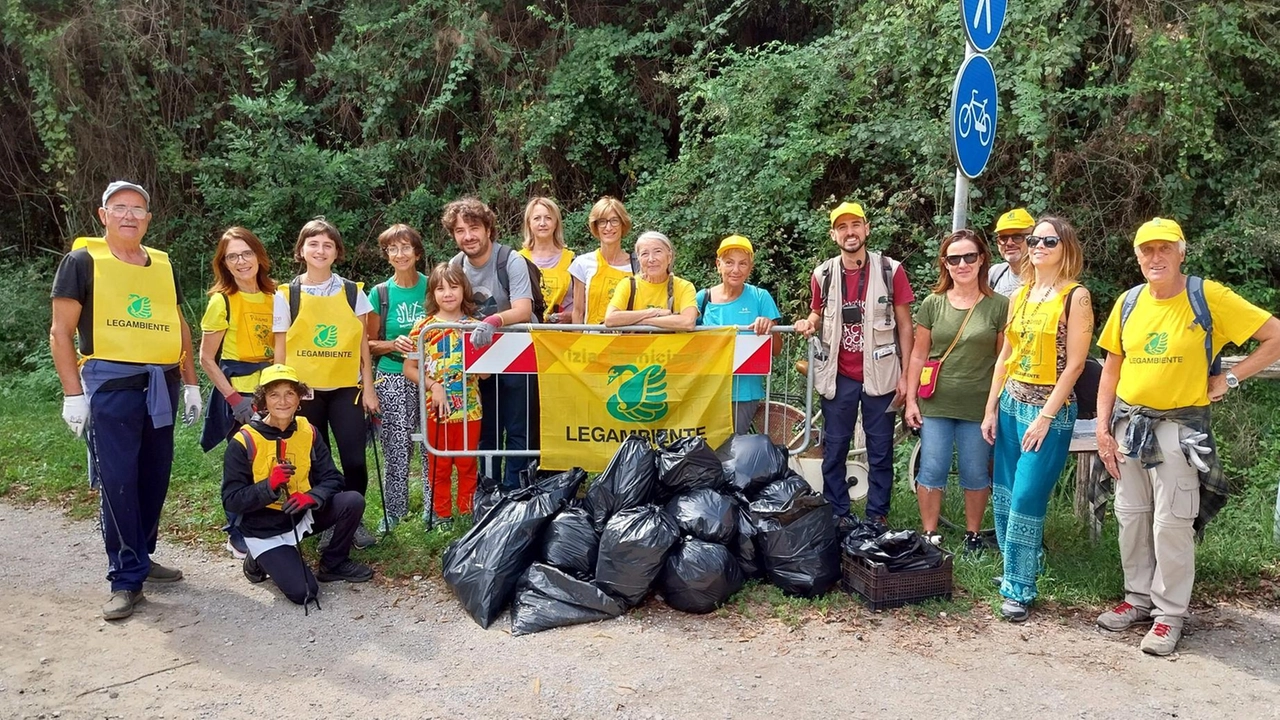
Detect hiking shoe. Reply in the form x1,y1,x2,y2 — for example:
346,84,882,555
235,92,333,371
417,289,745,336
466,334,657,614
924,531,943,547
1141,622,1181,656
242,554,267,584
963,532,985,555
376,515,401,534
424,511,453,531
225,535,248,559
145,562,184,583
102,589,144,620
353,525,379,549
992,575,1003,588
1096,601,1151,632
1001,598,1030,622
317,559,374,583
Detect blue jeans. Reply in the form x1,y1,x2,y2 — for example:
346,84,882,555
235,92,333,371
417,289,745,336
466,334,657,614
820,374,896,519
993,391,1076,604
88,383,178,592
915,416,991,491
479,374,540,489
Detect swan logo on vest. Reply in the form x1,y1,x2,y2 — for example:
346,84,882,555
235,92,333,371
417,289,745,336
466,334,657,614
313,324,339,349
126,294,153,319
606,364,669,423
1144,331,1169,356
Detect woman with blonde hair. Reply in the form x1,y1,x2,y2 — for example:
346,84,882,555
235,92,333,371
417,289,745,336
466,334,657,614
569,196,637,325
199,226,279,557
981,215,1092,622
519,197,575,323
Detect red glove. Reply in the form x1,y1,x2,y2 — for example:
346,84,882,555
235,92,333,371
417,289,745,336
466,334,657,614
268,462,295,492
281,492,318,515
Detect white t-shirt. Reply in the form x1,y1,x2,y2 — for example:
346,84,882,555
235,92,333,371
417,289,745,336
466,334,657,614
271,274,374,332
568,251,633,320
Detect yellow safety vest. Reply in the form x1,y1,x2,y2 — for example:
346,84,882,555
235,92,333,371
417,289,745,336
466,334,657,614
224,291,275,363
72,236,103,251
234,418,315,512
280,283,364,389
519,247,575,319
1005,282,1079,386
585,250,633,325
86,241,182,365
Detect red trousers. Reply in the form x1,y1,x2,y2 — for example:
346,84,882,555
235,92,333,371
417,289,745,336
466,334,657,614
427,416,479,517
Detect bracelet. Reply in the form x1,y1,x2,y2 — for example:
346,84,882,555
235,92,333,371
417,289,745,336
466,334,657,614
1039,410,1056,420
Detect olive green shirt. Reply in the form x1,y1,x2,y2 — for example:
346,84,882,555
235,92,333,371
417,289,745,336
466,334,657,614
914,292,1009,422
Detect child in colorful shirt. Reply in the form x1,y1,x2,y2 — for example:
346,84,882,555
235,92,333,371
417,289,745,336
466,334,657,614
405,263,486,528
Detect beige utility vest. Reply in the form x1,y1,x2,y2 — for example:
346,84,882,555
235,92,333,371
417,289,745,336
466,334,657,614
812,252,902,400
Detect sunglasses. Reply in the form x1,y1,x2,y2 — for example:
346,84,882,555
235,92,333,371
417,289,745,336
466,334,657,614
997,233,1028,246
944,252,980,266
1026,235,1061,249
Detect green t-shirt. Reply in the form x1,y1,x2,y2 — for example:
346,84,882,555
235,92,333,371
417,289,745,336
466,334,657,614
914,291,1009,422
367,273,428,373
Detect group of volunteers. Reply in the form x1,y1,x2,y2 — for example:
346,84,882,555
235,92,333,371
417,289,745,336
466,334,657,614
51,181,1279,657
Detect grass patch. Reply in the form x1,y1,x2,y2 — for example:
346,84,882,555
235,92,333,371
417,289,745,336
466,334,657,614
3,378,1278,617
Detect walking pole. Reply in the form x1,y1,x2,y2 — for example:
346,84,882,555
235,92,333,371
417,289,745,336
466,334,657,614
367,413,392,537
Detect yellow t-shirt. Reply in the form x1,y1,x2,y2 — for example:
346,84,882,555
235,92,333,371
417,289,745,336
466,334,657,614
608,275,698,314
201,291,275,392
1097,279,1272,409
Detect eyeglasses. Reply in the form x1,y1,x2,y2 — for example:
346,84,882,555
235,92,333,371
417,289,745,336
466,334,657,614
595,217,622,229
104,205,148,220
997,233,1028,246
1026,235,1061,249
224,251,256,264
944,252,980,266
385,245,416,256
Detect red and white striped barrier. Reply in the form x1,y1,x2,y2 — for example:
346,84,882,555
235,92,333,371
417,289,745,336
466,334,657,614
463,332,773,375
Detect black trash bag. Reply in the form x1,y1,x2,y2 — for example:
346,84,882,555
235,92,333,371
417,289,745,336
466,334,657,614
510,563,626,636
441,484,569,629
584,436,658,531
732,504,763,579
472,473,503,522
664,488,737,545
844,529,946,572
656,436,725,497
540,502,600,579
717,434,789,495
749,472,811,508
754,494,841,598
528,467,587,506
594,505,680,607
659,539,745,614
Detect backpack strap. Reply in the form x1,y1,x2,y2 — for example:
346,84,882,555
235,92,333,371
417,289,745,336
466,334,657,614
666,275,674,311
288,278,302,324
375,282,390,340
495,244,512,296
1118,284,1145,356
697,289,709,319
992,264,1010,289
342,280,358,312
626,276,637,312
237,427,257,462
880,254,894,321
629,253,638,274
1186,275,1220,374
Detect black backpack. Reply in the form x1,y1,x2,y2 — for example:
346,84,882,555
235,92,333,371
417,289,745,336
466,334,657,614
453,244,547,322
287,277,359,323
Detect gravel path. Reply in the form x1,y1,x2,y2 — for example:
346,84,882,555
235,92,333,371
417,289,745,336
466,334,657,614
1,501,1277,719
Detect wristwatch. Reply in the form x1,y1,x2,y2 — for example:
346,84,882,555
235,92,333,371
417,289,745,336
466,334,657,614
1225,371,1240,389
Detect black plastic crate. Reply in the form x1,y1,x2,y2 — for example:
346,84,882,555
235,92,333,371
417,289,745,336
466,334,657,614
840,549,953,611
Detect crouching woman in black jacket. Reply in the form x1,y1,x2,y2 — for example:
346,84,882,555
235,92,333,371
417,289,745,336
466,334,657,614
222,364,373,606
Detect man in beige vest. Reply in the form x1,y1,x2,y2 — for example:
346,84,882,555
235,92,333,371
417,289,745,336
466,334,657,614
796,202,915,524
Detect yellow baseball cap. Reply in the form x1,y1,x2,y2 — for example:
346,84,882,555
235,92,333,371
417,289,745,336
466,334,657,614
829,202,866,227
994,208,1035,233
258,364,301,388
716,235,754,258
1134,217,1185,247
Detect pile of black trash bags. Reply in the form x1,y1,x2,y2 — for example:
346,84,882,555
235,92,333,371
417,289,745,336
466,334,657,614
442,434,843,636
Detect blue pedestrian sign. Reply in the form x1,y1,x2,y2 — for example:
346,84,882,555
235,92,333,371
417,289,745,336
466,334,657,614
951,54,998,179
961,0,1007,53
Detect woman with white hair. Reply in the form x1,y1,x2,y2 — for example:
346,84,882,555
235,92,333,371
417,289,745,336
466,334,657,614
604,230,698,331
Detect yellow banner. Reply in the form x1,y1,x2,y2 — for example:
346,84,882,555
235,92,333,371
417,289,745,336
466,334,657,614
533,329,735,472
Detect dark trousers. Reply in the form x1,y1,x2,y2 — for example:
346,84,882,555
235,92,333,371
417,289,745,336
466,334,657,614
253,491,365,605
478,374,540,489
88,383,178,592
820,374,896,519
299,387,368,496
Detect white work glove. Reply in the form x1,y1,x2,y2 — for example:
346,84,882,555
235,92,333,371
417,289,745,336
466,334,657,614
1178,428,1212,473
182,384,203,426
470,315,503,349
62,394,90,438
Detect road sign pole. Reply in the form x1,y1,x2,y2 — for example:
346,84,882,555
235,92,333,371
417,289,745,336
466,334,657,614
951,41,977,232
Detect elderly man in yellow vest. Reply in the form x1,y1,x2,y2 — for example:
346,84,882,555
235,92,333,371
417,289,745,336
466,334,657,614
1095,217,1280,655
795,201,915,526
50,181,203,621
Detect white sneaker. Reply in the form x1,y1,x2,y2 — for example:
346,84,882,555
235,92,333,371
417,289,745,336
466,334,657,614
1096,601,1151,631
1140,622,1181,655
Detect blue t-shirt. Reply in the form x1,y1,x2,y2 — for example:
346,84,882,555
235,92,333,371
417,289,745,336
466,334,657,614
695,284,781,402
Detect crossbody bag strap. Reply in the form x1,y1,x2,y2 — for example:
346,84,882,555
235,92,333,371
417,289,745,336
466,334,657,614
937,301,978,365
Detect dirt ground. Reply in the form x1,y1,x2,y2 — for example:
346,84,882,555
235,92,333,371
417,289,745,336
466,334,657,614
1,501,1277,720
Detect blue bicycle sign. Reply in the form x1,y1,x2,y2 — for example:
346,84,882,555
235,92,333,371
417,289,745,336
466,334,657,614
951,54,998,178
